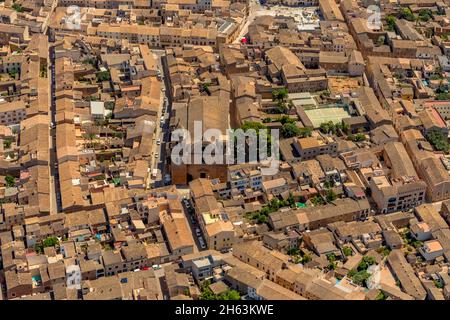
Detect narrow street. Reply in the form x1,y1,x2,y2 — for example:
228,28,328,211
149,49,172,188
48,33,62,213
233,0,264,44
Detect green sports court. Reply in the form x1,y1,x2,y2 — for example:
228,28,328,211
304,106,351,128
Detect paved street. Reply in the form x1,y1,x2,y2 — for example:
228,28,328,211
48,41,62,213
148,50,172,188
153,50,174,188
233,0,263,44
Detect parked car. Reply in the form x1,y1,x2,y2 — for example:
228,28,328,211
152,264,162,270
183,199,191,207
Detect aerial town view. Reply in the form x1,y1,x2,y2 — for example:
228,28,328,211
1,0,450,304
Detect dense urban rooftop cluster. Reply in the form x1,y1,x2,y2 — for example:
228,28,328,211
1,0,450,301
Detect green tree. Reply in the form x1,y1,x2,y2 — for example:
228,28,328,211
257,214,268,224
363,256,376,266
343,246,353,257
96,71,111,82
341,122,350,135
105,101,115,110
418,9,432,22
241,121,267,132
434,67,443,79
311,197,319,206
386,15,396,31
3,138,12,149
287,193,295,207
399,7,415,22
200,281,240,300
326,189,337,202
83,58,97,66
319,121,335,134
349,133,366,142
376,35,385,46
433,279,444,289
8,70,18,79
352,270,371,286
358,260,368,271
218,290,240,300
281,123,301,138
375,291,386,300
298,127,312,138
12,3,23,12
301,253,312,264
287,247,300,256
42,236,59,248
376,246,391,257
324,180,335,189
199,281,215,300
436,92,450,100
272,88,288,102
201,82,211,95
279,115,294,125
357,255,376,271
326,262,336,271
272,88,289,113
327,253,336,263
5,175,15,187
426,130,449,152
310,196,325,206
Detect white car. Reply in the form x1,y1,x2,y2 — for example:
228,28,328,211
154,152,159,158
156,139,161,145
152,264,162,270
195,228,201,236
